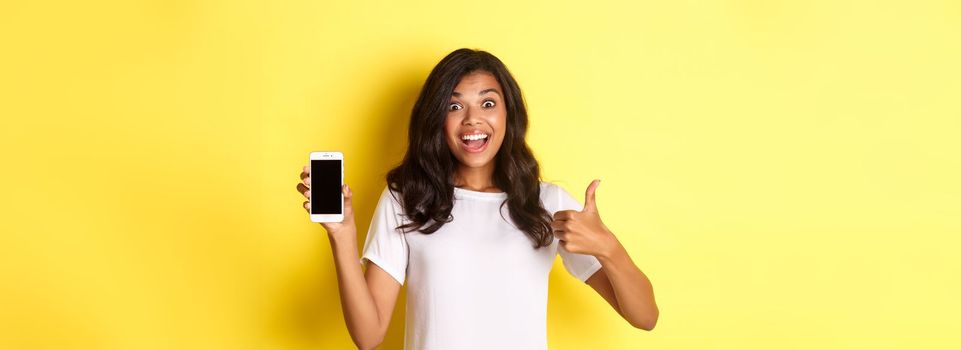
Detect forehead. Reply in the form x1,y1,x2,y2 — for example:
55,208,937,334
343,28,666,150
453,71,501,93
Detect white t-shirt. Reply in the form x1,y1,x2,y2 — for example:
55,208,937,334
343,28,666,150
359,181,603,350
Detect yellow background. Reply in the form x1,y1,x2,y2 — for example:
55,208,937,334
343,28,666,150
2,0,959,349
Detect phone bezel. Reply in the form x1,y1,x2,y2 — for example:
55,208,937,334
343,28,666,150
309,151,344,223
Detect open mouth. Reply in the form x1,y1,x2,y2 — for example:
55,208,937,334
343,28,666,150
459,133,490,153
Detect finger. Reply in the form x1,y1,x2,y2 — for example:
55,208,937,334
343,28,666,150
303,201,310,213
554,231,568,241
582,179,600,213
303,176,310,186
300,165,309,181
553,210,574,221
342,183,353,209
297,183,309,197
550,220,571,231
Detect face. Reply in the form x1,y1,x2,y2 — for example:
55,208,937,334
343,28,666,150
444,71,507,169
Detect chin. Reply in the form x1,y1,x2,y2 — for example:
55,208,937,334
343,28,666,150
455,154,494,168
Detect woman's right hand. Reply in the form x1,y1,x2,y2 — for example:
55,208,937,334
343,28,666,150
298,165,357,240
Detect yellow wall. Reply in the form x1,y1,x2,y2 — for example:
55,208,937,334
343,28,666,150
2,1,959,349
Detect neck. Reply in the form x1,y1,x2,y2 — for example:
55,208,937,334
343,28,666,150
453,162,499,192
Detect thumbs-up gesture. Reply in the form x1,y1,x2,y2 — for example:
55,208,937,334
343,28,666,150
551,180,621,258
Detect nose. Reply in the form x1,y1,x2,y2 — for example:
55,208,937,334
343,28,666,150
463,106,483,126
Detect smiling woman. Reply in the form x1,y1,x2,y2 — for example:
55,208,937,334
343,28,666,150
297,48,658,350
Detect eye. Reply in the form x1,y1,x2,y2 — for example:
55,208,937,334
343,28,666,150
449,102,463,111
482,100,495,108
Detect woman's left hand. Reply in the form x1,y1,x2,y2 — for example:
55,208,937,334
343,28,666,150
551,180,622,259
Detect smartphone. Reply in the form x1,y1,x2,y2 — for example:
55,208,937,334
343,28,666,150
309,151,344,223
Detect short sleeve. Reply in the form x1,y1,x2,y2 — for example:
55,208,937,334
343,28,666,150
359,186,409,285
550,183,603,283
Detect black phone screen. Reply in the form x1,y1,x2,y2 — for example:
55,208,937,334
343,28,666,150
310,159,342,214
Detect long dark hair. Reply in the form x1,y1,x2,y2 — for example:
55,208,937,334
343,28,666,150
386,48,554,249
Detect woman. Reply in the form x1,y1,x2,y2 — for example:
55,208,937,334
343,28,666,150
297,48,658,349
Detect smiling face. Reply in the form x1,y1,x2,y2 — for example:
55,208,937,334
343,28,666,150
444,71,508,169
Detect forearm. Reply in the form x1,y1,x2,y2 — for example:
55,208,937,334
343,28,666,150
328,230,384,349
598,244,659,330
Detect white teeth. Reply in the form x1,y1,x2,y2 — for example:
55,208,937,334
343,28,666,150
461,133,488,141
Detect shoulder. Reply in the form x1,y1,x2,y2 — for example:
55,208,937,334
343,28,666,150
538,181,582,213
538,181,575,198
371,185,410,227
538,181,564,213
377,184,405,210
538,181,561,197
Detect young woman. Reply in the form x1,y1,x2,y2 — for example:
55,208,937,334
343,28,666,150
297,48,658,350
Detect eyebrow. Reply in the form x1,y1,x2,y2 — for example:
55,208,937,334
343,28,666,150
452,88,501,97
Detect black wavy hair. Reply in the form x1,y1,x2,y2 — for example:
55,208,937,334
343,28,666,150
386,48,554,249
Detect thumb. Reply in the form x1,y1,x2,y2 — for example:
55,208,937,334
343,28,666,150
343,184,353,209
583,179,600,213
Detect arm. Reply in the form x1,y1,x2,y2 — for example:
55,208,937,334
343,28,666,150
585,246,659,330
329,232,402,349
551,179,659,330
299,166,402,349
